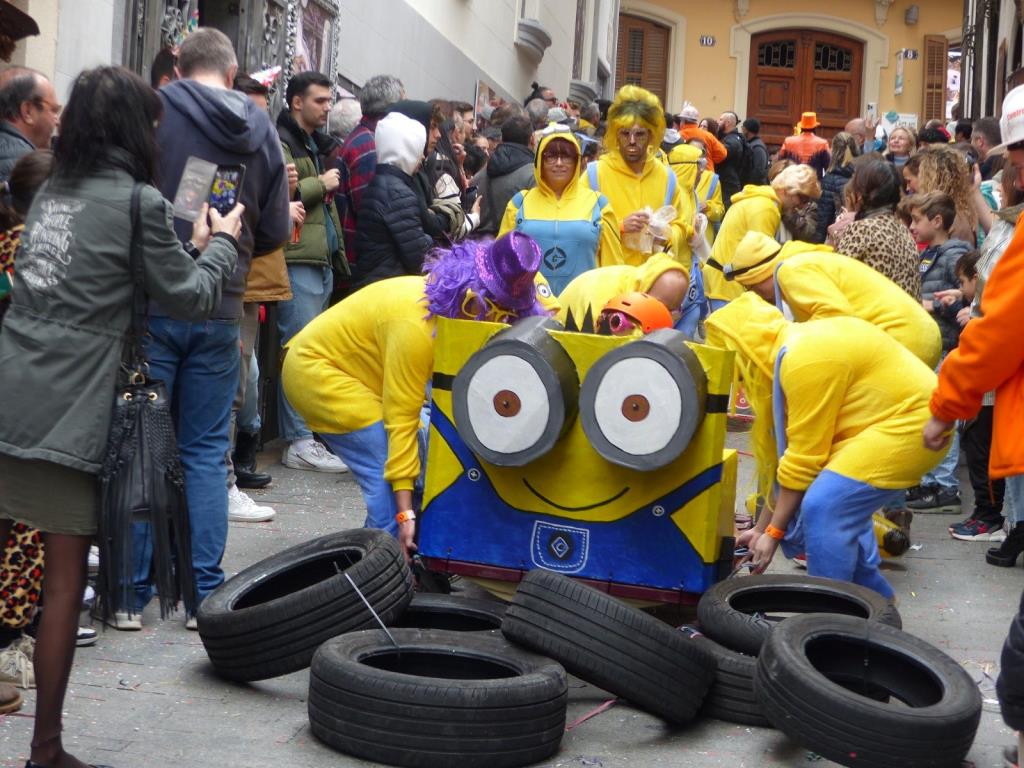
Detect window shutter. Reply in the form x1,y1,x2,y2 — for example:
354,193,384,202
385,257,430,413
922,35,948,122
614,14,670,104
643,24,668,104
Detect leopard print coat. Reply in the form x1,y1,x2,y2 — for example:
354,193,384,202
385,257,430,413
837,211,921,298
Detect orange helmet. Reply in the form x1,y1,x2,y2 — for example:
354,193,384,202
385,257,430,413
600,292,673,334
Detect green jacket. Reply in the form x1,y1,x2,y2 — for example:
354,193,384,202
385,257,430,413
276,111,348,274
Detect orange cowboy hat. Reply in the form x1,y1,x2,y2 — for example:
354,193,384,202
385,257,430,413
798,112,821,130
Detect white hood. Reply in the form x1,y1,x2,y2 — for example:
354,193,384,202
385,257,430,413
374,112,426,176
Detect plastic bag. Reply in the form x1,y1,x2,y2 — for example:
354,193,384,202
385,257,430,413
689,213,711,264
622,205,677,254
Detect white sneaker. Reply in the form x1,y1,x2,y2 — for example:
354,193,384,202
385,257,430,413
0,644,34,689
13,634,33,661
88,544,100,574
282,438,349,473
185,615,198,631
228,484,276,523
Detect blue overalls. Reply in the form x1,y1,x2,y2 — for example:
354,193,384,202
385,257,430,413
510,190,606,296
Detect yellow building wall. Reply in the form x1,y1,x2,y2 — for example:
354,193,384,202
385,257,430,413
626,0,962,122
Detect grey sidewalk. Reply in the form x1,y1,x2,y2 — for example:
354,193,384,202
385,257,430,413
0,434,1020,767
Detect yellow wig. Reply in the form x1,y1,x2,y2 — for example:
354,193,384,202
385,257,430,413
604,85,666,156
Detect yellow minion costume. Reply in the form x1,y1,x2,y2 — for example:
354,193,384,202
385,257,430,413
499,129,622,294
281,234,555,538
725,231,942,368
667,143,702,229
696,169,724,246
705,293,941,597
556,254,686,333
584,86,693,267
703,184,781,307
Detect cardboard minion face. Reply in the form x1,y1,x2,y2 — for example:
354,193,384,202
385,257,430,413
418,316,737,600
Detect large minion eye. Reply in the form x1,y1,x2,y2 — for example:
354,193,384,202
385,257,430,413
453,317,577,466
580,329,707,470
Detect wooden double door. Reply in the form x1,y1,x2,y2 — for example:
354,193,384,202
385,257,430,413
747,30,864,151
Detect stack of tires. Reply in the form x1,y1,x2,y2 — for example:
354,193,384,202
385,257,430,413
196,531,983,768
688,574,983,767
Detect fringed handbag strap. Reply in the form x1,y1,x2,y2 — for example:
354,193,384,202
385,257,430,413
125,184,148,377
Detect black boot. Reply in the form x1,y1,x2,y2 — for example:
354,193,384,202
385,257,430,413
233,430,272,490
987,523,1024,567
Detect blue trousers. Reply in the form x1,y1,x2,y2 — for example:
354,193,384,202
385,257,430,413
319,408,429,537
134,317,240,610
1007,475,1024,526
276,264,332,441
780,470,900,599
923,352,960,489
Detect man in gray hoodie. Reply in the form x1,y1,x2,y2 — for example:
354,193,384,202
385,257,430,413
129,28,290,629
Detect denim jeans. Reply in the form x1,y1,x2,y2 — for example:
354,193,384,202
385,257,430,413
780,470,901,599
319,406,429,537
922,352,961,489
237,350,261,433
1007,475,1024,526
277,264,333,441
133,317,241,610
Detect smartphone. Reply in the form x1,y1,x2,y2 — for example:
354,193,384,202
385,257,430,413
172,156,217,222
209,164,246,216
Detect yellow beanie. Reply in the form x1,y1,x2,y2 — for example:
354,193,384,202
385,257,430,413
721,231,783,287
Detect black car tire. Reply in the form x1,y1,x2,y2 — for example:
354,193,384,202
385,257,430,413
389,593,507,632
697,574,902,656
197,529,414,681
680,627,769,727
309,628,567,768
501,568,716,724
755,614,982,768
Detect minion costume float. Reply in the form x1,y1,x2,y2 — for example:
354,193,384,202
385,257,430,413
584,86,694,269
281,232,554,556
723,231,942,368
706,293,943,597
416,286,738,602
498,127,622,295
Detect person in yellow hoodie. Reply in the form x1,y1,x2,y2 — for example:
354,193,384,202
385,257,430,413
498,126,622,294
721,231,942,368
584,85,693,267
706,293,942,596
704,163,821,310
691,139,725,246
282,232,552,559
556,253,689,333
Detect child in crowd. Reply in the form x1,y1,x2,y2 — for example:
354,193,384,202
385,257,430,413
933,250,1007,540
901,191,973,515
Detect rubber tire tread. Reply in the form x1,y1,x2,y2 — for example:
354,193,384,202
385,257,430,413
501,568,716,724
197,529,414,681
697,574,902,656
755,614,982,768
389,593,507,631
681,627,769,727
308,628,567,768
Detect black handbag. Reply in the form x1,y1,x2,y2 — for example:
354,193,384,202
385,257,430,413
96,184,197,620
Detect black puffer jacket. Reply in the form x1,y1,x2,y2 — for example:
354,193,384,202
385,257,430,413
352,165,433,290
815,165,854,243
921,238,972,351
998,589,1024,730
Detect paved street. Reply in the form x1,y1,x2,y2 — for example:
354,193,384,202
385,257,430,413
0,432,1019,768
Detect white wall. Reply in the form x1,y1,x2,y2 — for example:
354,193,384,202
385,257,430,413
53,0,117,100
337,0,578,103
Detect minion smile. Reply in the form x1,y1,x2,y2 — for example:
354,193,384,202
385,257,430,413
522,478,630,512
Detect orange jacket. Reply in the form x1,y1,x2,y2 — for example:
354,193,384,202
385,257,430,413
680,125,727,172
930,216,1024,479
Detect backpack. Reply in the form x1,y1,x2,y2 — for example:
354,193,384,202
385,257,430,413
735,134,758,186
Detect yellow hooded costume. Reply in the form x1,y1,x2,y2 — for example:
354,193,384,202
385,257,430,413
703,184,781,305
499,130,622,294
705,293,939,492
667,143,702,231
584,86,693,267
555,254,686,332
696,170,724,245
728,232,942,368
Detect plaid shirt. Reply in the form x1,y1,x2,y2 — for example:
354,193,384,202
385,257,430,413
332,116,381,266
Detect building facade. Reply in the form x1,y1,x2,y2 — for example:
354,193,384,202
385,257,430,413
613,0,963,148
5,0,618,114
961,0,1024,119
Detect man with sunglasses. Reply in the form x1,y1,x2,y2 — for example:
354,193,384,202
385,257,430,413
0,67,59,183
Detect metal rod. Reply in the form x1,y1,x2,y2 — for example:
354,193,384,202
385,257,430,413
343,570,399,650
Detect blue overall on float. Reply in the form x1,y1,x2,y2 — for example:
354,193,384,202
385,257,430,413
417,407,723,593
676,189,709,338
511,190,605,296
770,347,898,598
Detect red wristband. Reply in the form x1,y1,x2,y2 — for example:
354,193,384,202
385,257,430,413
765,524,786,541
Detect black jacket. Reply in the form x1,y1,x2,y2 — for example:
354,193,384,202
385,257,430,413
746,136,770,186
998,589,1024,730
815,165,854,243
352,164,433,290
475,142,535,238
718,129,745,206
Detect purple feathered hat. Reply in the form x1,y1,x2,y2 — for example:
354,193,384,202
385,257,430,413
424,232,547,321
